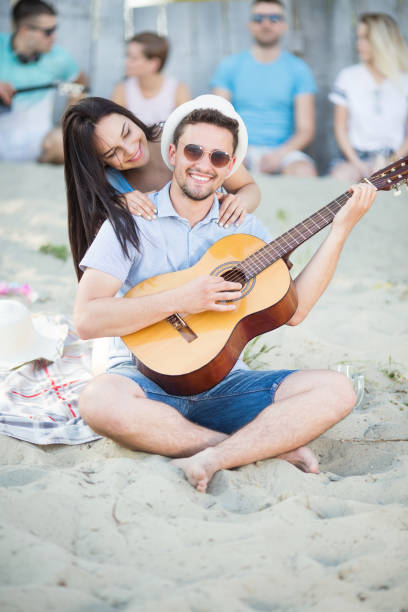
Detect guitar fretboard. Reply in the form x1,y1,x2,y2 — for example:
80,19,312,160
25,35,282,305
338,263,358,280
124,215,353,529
240,191,353,279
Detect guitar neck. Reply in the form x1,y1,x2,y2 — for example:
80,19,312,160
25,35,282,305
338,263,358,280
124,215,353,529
16,83,57,94
241,190,353,278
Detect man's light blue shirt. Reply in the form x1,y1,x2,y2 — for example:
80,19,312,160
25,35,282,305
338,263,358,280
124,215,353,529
80,182,272,368
210,49,317,148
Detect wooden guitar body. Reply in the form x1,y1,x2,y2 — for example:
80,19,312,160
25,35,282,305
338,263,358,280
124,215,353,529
122,234,298,395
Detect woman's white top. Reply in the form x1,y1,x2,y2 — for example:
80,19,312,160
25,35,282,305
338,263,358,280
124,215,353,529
124,75,178,126
329,63,408,152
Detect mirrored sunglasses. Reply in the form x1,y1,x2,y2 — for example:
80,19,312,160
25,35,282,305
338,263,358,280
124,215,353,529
183,144,232,168
251,14,285,23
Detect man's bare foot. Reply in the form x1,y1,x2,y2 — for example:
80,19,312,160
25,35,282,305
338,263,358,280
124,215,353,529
276,446,320,474
172,447,218,493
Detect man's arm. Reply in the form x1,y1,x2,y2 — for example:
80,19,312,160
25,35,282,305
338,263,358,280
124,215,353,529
74,268,243,340
260,93,315,172
287,92,316,151
287,183,377,326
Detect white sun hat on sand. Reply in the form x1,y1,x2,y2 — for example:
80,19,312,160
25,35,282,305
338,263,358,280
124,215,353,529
0,299,66,370
160,94,248,178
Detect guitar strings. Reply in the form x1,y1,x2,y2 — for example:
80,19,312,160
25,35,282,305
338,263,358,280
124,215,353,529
167,190,354,315
221,193,351,284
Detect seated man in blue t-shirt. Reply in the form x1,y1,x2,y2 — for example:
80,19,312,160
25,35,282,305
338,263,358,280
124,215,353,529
211,0,317,176
0,0,86,163
73,94,376,493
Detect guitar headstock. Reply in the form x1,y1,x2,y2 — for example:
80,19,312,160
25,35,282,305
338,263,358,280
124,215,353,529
367,155,408,194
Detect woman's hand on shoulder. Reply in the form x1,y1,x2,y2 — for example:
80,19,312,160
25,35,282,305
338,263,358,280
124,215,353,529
124,190,157,220
217,192,247,228
221,164,261,226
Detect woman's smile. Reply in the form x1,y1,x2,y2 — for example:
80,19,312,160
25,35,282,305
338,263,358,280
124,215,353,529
126,144,143,163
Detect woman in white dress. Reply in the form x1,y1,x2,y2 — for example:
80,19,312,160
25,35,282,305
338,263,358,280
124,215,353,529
329,13,408,181
112,31,190,125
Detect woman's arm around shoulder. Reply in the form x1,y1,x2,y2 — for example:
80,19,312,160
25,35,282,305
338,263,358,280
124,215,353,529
218,164,261,227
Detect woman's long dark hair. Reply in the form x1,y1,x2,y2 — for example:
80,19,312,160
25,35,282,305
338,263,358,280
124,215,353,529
62,97,161,280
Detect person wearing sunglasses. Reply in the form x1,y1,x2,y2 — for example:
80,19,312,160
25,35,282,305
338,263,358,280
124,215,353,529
73,94,377,493
63,96,261,281
0,0,86,163
211,0,317,176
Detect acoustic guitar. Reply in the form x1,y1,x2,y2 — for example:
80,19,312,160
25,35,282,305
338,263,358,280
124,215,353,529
122,156,407,396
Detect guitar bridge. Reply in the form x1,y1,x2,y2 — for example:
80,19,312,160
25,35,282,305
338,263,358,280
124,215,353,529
167,314,198,343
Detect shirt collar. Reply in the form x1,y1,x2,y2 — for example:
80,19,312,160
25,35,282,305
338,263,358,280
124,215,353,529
152,181,220,223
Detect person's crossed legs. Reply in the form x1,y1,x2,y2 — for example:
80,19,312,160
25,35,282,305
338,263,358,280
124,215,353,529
79,372,227,458
79,367,356,492
173,369,355,491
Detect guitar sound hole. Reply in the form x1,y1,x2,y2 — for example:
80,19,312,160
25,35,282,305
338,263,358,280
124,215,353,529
221,267,246,286
211,262,255,302
220,267,252,302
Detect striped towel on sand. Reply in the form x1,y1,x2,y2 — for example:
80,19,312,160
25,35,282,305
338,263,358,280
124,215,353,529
0,316,102,445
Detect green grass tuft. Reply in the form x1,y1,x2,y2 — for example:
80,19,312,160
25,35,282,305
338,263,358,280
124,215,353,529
380,356,407,384
243,336,275,370
39,243,69,262
276,208,287,222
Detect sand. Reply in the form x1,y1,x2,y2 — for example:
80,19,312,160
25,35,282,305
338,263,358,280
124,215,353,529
0,162,407,611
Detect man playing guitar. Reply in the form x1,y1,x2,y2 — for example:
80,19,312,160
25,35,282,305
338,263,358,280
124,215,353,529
74,95,377,492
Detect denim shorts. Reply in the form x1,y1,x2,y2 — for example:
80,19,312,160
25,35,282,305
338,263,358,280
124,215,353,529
107,362,296,435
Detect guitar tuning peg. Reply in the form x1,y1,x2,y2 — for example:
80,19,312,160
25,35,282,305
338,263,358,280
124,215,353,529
393,186,402,197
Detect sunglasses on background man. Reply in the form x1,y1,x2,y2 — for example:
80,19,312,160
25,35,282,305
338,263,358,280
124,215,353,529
27,24,57,37
251,14,285,24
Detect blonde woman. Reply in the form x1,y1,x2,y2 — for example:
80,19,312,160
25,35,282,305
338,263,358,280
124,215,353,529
329,13,408,181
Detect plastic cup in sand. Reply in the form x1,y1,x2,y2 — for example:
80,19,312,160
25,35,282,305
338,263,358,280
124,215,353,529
332,364,365,410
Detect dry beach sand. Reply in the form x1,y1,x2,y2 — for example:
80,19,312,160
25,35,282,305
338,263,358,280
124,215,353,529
0,162,407,611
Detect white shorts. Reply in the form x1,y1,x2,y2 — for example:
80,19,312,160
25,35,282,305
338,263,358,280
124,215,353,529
245,146,315,173
0,94,53,161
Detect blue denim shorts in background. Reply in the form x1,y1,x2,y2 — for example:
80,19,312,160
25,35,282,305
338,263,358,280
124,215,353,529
107,362,296,434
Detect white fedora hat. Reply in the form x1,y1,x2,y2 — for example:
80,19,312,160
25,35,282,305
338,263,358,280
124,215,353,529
160,94,248,178
0,299,66,370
